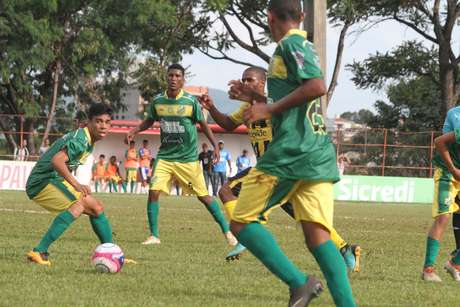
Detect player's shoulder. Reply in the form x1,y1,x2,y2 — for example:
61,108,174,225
280,30,307,50
151,92,165,103
181,90,198,103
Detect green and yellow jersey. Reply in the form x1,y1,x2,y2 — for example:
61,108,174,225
146,89,203,162
26,127,94,199
230,102,272,159
256,29,339,181
433,128,460,172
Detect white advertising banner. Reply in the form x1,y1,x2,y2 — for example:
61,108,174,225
0,161,35,190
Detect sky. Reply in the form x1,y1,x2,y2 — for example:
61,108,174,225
181,18,430,118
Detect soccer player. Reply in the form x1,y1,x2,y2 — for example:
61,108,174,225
225,1,356,305
200,66,361,271
441,105,460,258
126,63,237,247
421,129,460,281
125,140,139,193
92,154,107,192
26,103,116,266
106,156,126,193
139,139,152,193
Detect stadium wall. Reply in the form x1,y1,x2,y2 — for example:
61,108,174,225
1,160,434,204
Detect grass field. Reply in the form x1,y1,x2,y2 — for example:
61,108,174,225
0,190,459,306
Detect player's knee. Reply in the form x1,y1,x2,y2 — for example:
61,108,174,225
148,190,160,202
218,184,231,202
230,220,245,235
435,214,450,227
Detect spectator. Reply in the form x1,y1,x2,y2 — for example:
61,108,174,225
14,139,29,161
39,138,50,157
337,154,351,176
211,140,231,196
92,154,107,192
198,143,214,192
139,139,151,194
125,140,139,193
106,156,126,193
236,149,250,174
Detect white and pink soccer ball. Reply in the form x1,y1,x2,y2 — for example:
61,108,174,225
91,243,124,273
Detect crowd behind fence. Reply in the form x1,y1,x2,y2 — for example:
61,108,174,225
0,114,442,178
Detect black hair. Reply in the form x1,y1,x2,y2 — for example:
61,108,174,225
75,110,88,121
130,140,135,145
143,139,148,143
87,103,113,120
244,66,267,81
268,0,302,22
99,154,105,158
167,63,185,76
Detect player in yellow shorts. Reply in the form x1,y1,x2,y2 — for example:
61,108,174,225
25,104,117,266
225,2,356,305
125,140,139,193
126,63,238,248
200,66,361,271
92,154,107,192
421,130,460,281
106,155,126,193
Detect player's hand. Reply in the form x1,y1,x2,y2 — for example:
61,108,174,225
198,94,215,111
244,102,272,124
74,183,92,197
228,80,254,102
125,131,135,145
212,148,220,165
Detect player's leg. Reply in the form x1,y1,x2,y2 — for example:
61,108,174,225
94,177,100,192
448,207,460,281
292,181,355,307
423,168,458,281
142,159,172,245
330,228,362,273
172,161,233,243
211,172,219,196
451,195,460,256
230,169,322,305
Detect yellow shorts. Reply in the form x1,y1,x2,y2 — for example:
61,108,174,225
108,175,122,183
432,167,460,218
125,168,138,182
150,159,208,196
32,179,81,213
233,168,334,232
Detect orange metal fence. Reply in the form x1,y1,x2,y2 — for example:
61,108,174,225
0,114,442,177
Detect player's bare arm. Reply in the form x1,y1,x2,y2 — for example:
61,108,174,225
198,94,239,131
51,149,91,196
243,78,326,123
125,119,155,144
198,119,220,164
228,80,267,104
435,132,460,180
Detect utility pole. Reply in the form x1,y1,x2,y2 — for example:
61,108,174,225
304,0,328,117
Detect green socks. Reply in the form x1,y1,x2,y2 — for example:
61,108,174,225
35,211,75,253
90,212,113,243
312,240,356,307
424,237,440,267
237,222,307,289
205,199,230,233
130,181,136,193
147,201,160,237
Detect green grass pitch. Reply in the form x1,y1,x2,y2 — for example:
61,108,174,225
0,190,459,306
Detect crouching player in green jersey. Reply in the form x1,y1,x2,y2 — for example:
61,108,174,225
127,64,237,247
26,103,115,266
200,66,362,272
226,1,356,306
422,129,460,281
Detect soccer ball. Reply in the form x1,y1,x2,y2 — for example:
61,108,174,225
91,243,124,273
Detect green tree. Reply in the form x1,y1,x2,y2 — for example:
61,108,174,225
349,0,460,122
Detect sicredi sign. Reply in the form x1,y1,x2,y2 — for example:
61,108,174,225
334,175,434,203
